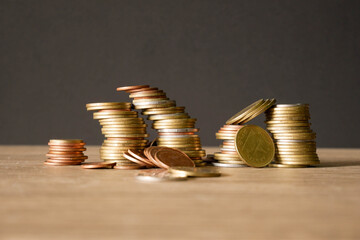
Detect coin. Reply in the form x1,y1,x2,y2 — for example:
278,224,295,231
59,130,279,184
241,98,276,124
116,85,150,92
81,162,116,169
235,125,275,167
49,139,83,144
154,147,195,169
169,167,221,177
135,169,188,182
212,162,248,168
268,163,307,168
226,99,264,125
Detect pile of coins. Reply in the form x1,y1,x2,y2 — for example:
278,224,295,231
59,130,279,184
123,146,195,169
214,99,276,168
265,104,320,167
117,85,206,166
86,102,149,169
45,139,87,166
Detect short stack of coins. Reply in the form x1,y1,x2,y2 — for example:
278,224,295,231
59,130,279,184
86,102,148,169
45,139,87,166
265,104,320,167
214,99,276,167
117,85,206,166
214,125,247,166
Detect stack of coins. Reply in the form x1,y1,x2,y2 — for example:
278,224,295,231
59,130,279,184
214,99,276,167
86,102,148,169
45,139,87,166
214,125,247,166
265,104,320,167
117,85,206,166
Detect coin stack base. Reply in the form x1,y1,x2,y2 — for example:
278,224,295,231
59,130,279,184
86,102,148,168
265,104,320,167
117,85,206,166
45,139,87,166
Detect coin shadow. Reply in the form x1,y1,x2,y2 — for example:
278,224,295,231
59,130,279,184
317,160,360,168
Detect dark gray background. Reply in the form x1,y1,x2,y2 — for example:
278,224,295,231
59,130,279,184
1,0,359,147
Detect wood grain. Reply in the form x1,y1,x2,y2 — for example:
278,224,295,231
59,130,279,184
0,146,359,240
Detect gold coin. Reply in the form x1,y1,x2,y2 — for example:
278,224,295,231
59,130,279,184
153,125,195,129
154,118,196,123
135,102,176,110
133,97,169,103
242,98,276,124
86,102,131,111
104,133,149,138
169,167,221,177
102,129,147,134
142,107,185,115
272,104,309,108
148,113,189,120
269,163,307,168
217,160,246,164
266,123,311,127
235,125,275,167
226,99,264,125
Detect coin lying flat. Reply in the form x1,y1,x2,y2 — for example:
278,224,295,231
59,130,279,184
135,169,188,182
81,162,116,169
169,167,221,177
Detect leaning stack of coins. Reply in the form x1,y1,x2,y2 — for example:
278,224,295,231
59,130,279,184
45,139,87,166
265,104,320,167
86,102,148,169
117,85,206,166
214,99,276,167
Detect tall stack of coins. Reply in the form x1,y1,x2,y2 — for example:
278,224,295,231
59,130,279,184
117,85,206,166
86,102,148,169
45,139,87,166
265,104,320,167
214,99,276,167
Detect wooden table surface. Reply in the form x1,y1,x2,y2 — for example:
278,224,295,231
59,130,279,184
1,146,359,240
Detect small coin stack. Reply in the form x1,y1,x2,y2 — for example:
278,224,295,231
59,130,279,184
265,104,320,167
117,85,206,166
86,102,149,169
45,139,87,166
214,99,276,167
214,125,247,166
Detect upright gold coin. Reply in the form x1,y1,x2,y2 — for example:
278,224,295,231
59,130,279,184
235,125,275,167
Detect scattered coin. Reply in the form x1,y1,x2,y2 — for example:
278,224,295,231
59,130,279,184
135,169,188,182
81,162,116,169
169,167,221,177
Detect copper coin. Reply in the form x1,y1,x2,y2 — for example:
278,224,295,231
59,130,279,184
48,142,85,147
81,162,116,169
123,152,149,167
129,87,159,93
144,147,165,168
48,147,86,152
128,149,155,166
114,165,143,170
47,151,84,155
44,161,81,166
46,159,84,164
154,148,195,169
46,153,85,158
48,156,88,160
116,85,150,92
